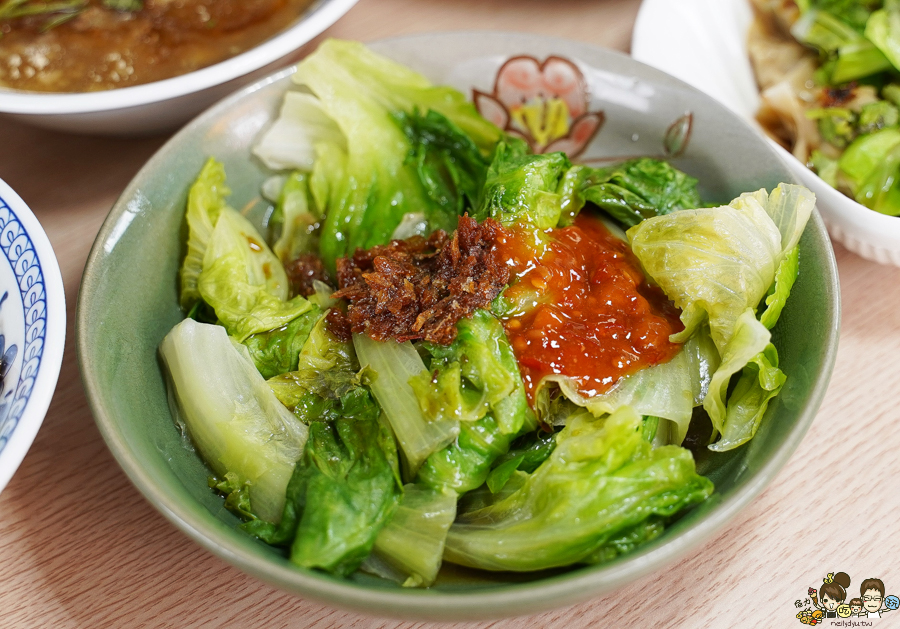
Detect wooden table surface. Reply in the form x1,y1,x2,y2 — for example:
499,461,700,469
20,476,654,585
2,1,900,627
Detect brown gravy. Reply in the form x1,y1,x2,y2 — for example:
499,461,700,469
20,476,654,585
0,0,314,92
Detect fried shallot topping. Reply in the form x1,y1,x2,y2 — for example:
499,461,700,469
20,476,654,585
332,216,510,345
325,308,352,343
285,253,330,298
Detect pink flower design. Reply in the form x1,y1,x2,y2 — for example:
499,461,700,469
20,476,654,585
474,55,604,157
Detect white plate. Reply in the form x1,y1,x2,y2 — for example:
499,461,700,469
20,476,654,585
632,0,900,266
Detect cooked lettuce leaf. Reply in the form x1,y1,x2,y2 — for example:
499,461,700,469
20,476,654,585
535,328,720,445
180,158,230,310
710,343,786,452
629,196,775,347
242,392,399,546
443,406,713,571
642,415,661,443
485,455,525,494
361,484,457,587
416,413,533,495
179,160,318,343
290,397,400,576
579,157,701,228
492,428,558,473
409,360,487,423
209,471,256,520
252,91,347,172
198,205,287,304
410,309,532,435
353,334,459,474
160,319,308,523
709,245,796,452
198,207,315,341
241,306,321,379
475,146,701,230
754,184,815,255
268,313,361,413
393,108,491,232
409,310,537,493
703,309,773,434
270,171,320,264
486,428,557,494
627,183,813,444
308,140,348,234
290,39,501,268
245,388,400,576
179,159,315,344
760,246,799,330
475,142,573,229
240,444,311,546
628,184,813,348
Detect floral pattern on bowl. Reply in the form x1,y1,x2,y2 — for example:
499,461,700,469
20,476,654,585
471,53,695,162
473,55,604,156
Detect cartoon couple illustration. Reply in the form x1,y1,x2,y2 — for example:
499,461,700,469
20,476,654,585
809,572,898,620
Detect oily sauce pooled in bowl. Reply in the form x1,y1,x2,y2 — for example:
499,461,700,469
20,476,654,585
496,214,684,402
0,0,314,92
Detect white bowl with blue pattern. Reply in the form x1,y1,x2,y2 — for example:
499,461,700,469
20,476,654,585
0,179,65,494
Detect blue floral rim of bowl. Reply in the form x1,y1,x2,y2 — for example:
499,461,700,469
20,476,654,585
0,193,48,454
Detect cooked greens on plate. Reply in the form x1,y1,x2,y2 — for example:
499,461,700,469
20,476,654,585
159,39,814,586
750,0,900,216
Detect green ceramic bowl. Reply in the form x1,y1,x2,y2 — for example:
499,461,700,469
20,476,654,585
77,32,840,621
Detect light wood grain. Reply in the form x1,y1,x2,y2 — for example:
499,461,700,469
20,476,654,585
2,1,899,627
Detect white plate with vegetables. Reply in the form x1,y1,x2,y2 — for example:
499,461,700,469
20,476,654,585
633,0,900,266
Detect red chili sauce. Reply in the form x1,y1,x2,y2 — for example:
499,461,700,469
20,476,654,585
496,214,684,403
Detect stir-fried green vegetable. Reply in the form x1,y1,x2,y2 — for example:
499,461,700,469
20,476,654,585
267,314,362,417
393,108,492,231
535,329,720,446
244,389,401,575
628,183,813,447
254,39,501,270
160,319,308,523
354,334,459,474
159,39,813,586
361,484,457,587
410,309,532,435
443,406,713,571
475,143,700,230
755,0,900,215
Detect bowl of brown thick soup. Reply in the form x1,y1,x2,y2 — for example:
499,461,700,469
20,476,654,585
0,0,357,134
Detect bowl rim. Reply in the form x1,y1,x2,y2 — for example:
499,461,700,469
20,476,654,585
0,178,66,495
76,31,842,620
0,0,358,115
